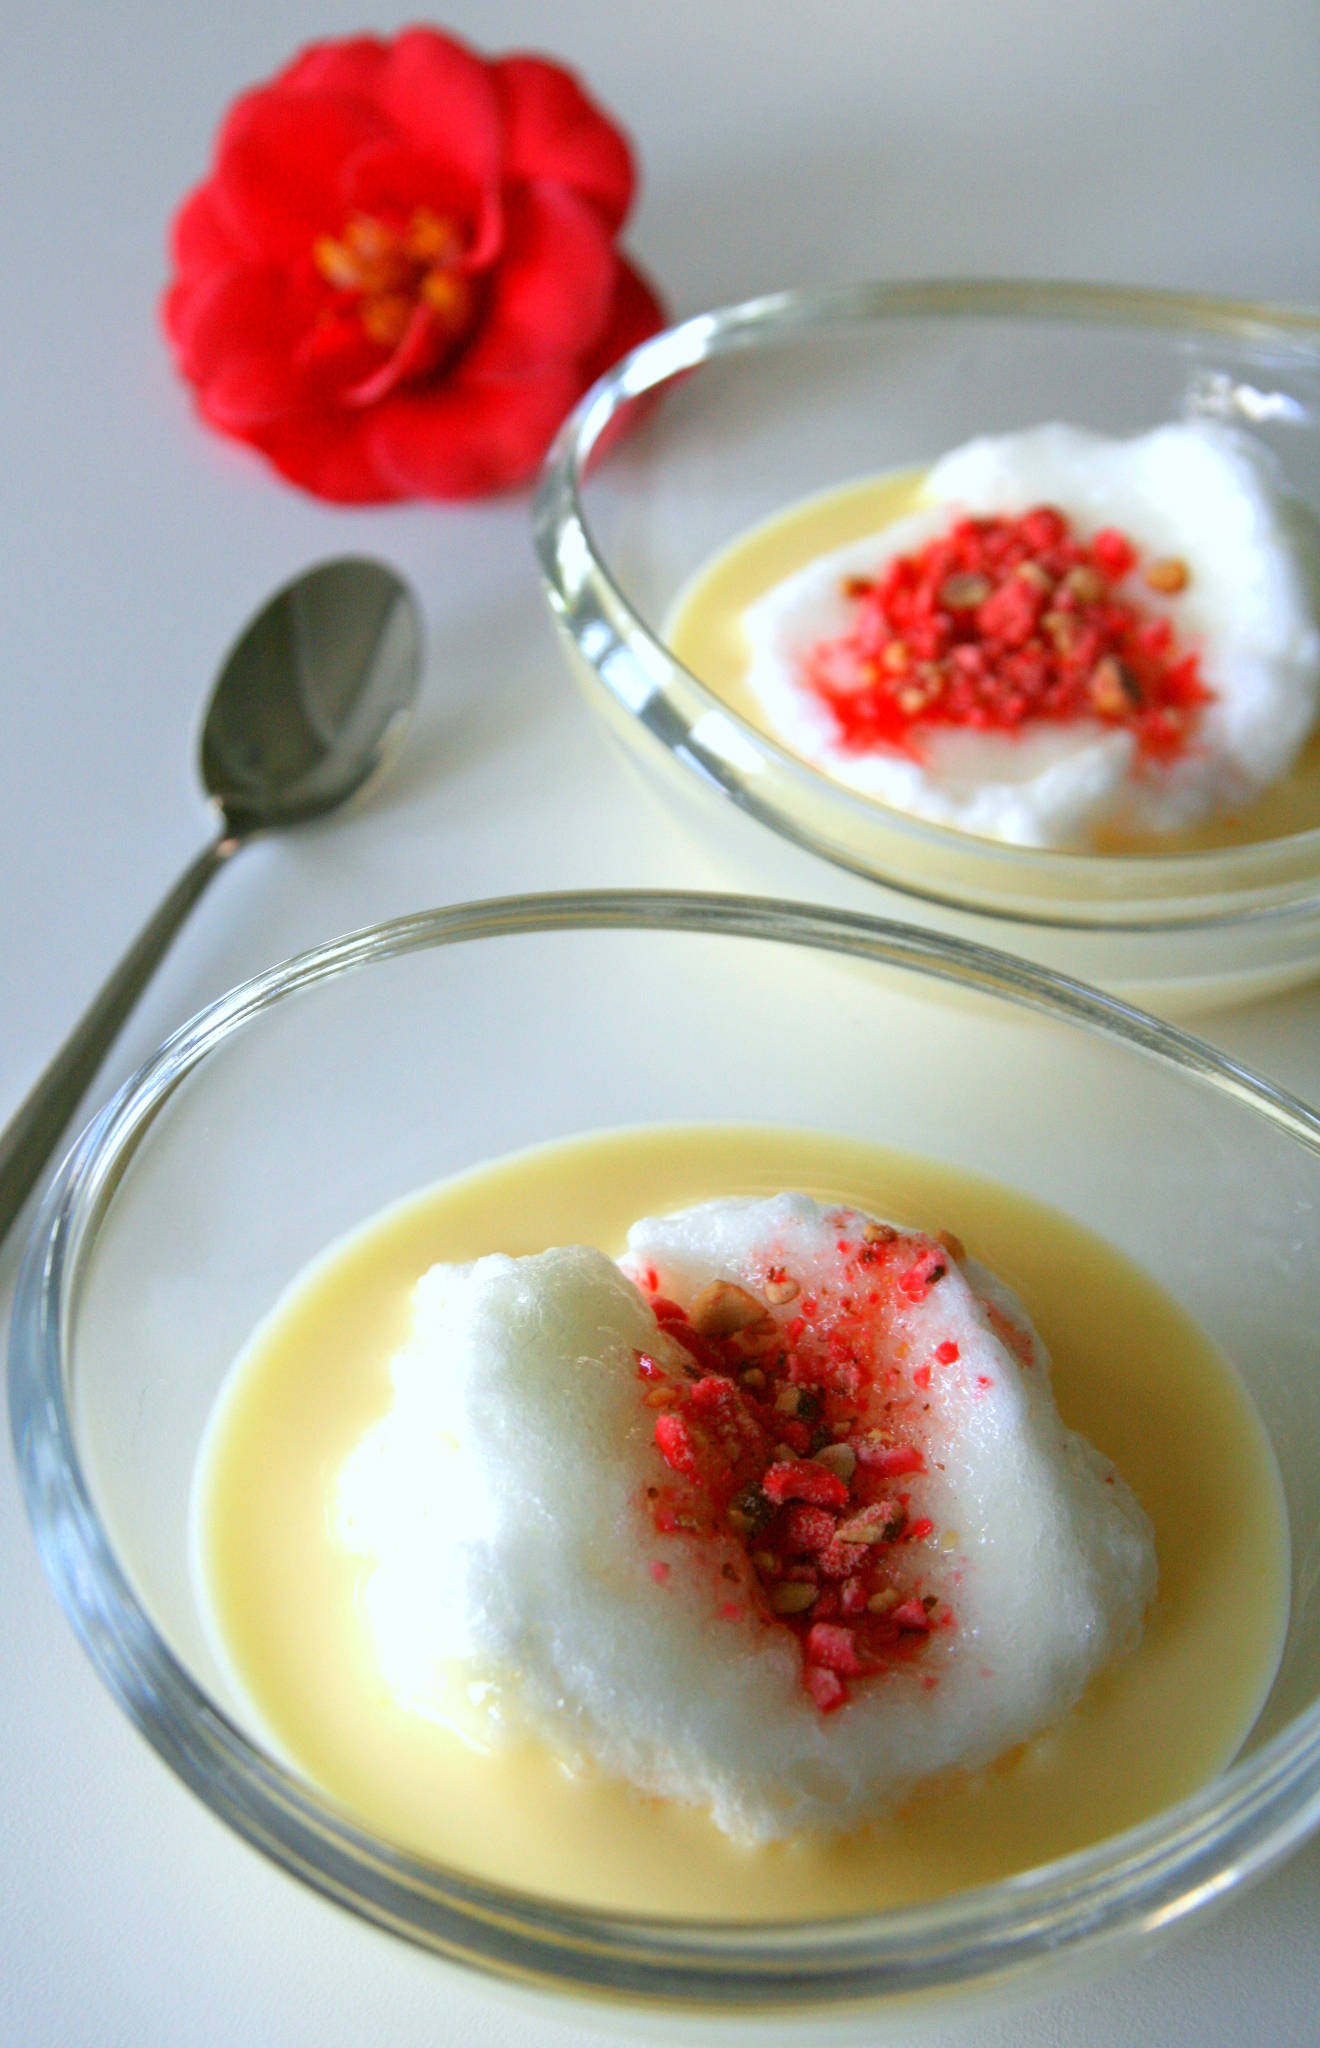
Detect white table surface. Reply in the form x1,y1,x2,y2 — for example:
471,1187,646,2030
4,3,1320,2042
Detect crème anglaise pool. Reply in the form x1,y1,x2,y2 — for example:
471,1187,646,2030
193,1124,1287,1918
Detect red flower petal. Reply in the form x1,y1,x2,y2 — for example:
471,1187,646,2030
493,55,635,231
271,34,394,100
176,263,388,420
344,303,451,408
168,183,246,281
174,268,311,423
372,28,503,249
338,138,492,260
578,255,667,388
292,311,385,399
198,350,311,436
245,409,401,503
366,362,585,498
462,183,619,377
165,263,295,387
211,87,392,259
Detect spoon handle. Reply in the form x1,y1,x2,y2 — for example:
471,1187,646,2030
0,832,240,1245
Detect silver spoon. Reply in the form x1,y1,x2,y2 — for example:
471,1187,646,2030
0,556,423,1243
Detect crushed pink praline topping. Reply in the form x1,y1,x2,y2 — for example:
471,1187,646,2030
634,1218,971,1712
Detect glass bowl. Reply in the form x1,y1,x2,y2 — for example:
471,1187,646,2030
10,890,1320,2021
533,280,1320,1010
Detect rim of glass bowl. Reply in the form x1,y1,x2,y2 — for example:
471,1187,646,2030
533,277,1320,935
11,889,1320,2010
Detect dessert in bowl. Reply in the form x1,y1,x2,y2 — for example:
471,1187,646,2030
533,281,1320,1007
9,892,1320,2016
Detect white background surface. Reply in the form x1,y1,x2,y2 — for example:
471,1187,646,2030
3,3,1320,2042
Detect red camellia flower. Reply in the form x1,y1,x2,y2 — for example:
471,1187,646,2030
162,26,665,501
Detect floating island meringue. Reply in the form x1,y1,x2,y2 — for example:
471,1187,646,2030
735,422,1320,849
336,1192,1156,1843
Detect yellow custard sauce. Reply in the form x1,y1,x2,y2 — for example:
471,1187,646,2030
194,1125,1287,1919
667,471,1320,854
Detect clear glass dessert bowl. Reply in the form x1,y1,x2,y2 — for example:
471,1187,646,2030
533,280,1320,1009
9,890,1320,2022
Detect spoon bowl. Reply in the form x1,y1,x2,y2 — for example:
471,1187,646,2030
0,556,423,1241
201,557,422,837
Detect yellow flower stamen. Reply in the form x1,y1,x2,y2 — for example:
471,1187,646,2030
359,293,414,349
419,269,470,324
404,207,462,263
313,208,471,348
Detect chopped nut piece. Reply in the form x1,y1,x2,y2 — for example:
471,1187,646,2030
937,1229,966,1262
1014,560,1053,589
740,1366,767,1392
690,1280,769,1338
764,1274,800,1305
796,1386,822,1426
1063,564,1106,603
939,571,992,610
836,1505,890,1544
643,1385,679,1408
862,1220,898,1245
1089,655,1143,717
770,1581,818,1616
867,1586,901,1616
881,640,910,673
729,1483,773,1538
773,1385,802,1417
1143,556,1189,594
728,1329,779,1365
814,1441,857,1482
